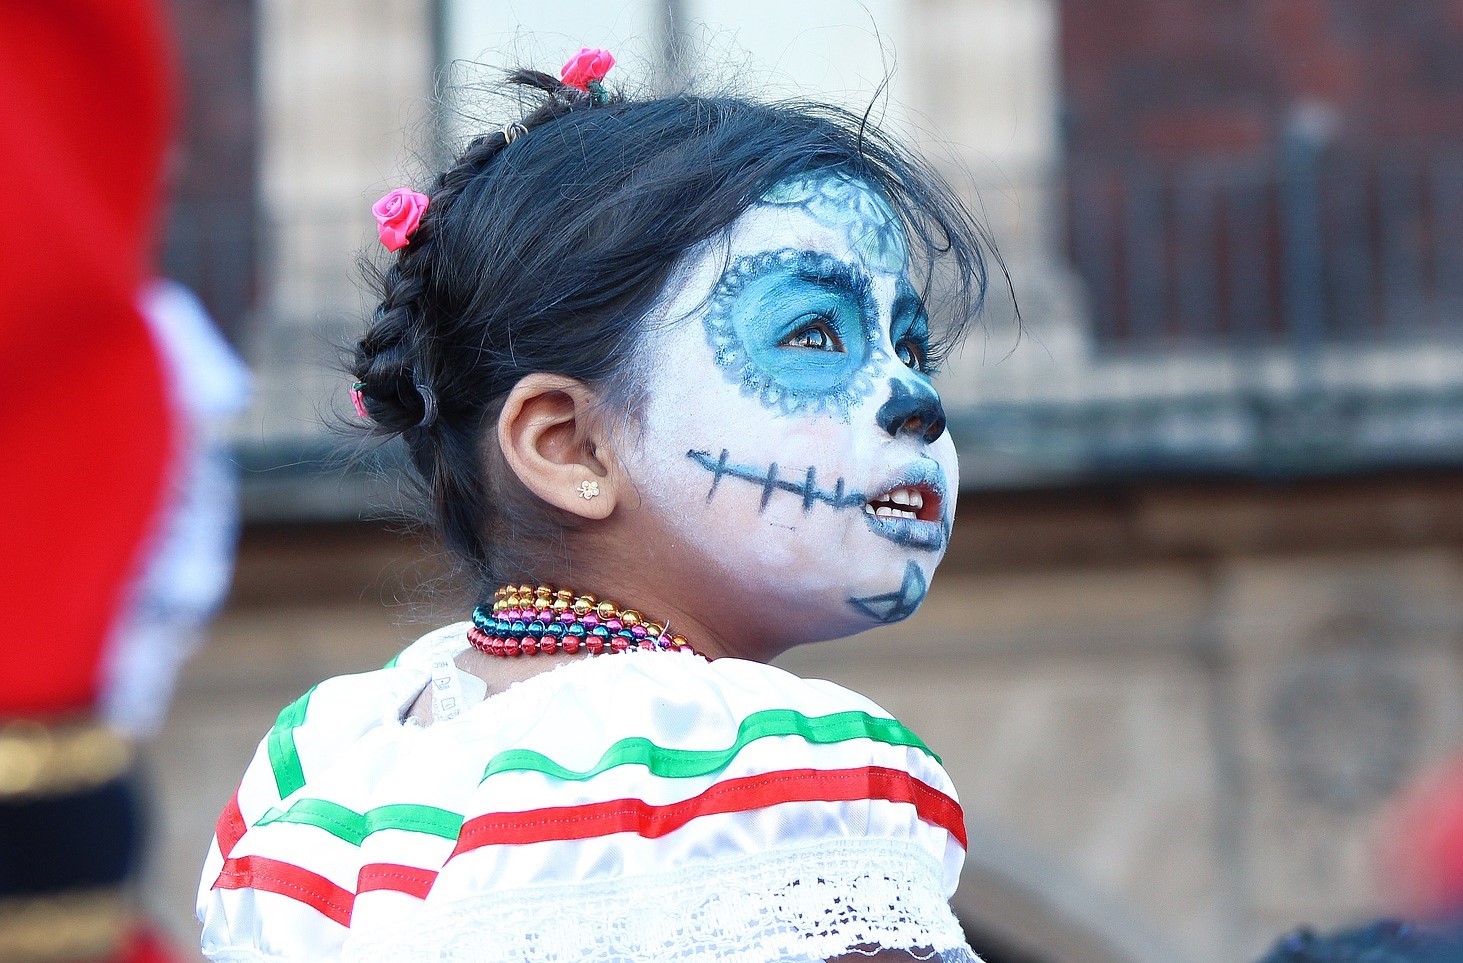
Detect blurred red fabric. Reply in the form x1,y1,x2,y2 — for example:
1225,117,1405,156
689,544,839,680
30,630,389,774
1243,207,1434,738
0,1,176,715
118,924,189,963
1385,755,1463,920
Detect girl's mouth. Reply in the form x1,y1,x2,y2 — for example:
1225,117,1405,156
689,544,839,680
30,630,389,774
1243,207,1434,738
862,480,946,550
863,483,940,522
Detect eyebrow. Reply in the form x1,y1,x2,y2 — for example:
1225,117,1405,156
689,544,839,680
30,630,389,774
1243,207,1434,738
742,248,873,303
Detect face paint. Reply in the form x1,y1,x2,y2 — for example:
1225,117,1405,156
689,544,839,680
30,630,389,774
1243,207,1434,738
686,448,865,512
702,249,885,418
762,174,908,274
684,447,949,551
875,378,946,444
616,172,960,650
848,561,928,624
889,277,935,374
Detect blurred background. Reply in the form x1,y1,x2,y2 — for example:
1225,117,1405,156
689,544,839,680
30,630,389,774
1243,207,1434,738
147,1,1463,961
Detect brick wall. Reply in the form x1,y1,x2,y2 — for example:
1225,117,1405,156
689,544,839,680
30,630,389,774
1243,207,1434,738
1060,0,1463,164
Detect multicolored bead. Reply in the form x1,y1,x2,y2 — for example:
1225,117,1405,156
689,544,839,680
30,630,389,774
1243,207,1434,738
473,583,703,660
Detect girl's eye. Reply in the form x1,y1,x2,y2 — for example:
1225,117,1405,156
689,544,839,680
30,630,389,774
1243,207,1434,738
782,318,845,352
896,339,926,370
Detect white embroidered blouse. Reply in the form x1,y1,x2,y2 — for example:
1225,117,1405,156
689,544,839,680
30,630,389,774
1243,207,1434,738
197,624,979,962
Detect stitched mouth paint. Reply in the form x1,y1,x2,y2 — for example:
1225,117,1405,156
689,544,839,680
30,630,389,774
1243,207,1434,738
686,448,949,552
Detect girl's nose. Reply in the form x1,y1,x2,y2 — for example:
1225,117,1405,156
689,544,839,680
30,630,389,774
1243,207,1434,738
876,377,946,443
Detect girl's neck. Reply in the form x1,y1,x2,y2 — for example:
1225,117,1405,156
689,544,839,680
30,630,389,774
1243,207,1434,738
479,576,765,664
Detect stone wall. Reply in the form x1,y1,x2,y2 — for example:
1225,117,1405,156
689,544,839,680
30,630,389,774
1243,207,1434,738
250,0,435,443
163,0,258,340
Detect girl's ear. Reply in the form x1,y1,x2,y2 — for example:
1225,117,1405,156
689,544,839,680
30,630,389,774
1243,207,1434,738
496,373,621,520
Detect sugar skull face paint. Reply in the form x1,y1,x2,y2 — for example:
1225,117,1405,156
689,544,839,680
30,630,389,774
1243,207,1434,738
701,249,885,418
616,172,959,650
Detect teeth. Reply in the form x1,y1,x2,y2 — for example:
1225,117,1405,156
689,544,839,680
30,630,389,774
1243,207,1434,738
871,487,927,511
866,486,929,522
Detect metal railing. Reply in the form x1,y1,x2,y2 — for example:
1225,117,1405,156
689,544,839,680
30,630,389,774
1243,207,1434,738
943,144,1463,487
1066,144,1463,351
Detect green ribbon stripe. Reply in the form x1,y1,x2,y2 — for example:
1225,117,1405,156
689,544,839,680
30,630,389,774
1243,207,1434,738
266,686,315,799
480,708,939,784
254,798,463,847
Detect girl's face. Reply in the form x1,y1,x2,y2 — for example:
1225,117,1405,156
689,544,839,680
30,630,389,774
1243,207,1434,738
616,173,958,653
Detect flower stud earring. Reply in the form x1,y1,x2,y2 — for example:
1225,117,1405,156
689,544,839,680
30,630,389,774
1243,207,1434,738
577,480,600,500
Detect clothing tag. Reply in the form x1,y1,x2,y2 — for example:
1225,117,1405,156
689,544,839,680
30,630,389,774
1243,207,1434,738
430,657,464,722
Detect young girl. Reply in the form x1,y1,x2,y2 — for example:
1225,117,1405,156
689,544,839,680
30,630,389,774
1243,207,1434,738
198,50,992,962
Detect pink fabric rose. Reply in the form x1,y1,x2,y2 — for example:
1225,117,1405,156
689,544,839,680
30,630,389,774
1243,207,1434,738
560,47,615,92
371,188,429,252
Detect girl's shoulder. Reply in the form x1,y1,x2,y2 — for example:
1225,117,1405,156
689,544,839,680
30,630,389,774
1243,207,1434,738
216,624,949,823
198,625,967,962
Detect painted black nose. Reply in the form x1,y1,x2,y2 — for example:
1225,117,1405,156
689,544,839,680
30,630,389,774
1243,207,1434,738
876,378,946,443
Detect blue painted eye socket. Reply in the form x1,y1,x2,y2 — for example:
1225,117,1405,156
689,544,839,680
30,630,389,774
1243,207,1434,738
703,249,883,417
890,277,934,375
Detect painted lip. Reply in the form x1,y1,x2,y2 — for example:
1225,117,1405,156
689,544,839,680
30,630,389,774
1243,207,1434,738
862,459,949,551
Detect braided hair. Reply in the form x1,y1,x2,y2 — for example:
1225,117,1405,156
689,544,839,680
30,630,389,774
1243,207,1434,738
351,67,994,593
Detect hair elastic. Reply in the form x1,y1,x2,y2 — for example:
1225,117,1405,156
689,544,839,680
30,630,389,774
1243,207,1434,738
502,122,528,144
414,383,438,429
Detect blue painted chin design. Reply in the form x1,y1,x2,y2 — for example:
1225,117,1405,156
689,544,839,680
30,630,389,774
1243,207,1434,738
702,249,885,419
685,448,950,553
762,174,908,274
849,561,928,623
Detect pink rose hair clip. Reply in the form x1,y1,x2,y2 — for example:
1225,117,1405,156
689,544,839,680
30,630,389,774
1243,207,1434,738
349,381,369,419
561,47,614,105
372,187,429,252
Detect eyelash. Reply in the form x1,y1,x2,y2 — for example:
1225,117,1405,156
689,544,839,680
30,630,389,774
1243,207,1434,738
781,316,846,352
781,312,940,375
897,331,941,374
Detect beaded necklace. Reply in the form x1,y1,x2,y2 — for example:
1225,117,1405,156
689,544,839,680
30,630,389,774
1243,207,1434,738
468,584,702,658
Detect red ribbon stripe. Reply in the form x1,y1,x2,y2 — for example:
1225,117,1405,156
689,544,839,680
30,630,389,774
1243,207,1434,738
214,855,354,927
215,789,247,858
452,765,966,858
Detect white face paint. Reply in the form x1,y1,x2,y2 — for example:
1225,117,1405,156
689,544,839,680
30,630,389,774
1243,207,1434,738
618,173,959,649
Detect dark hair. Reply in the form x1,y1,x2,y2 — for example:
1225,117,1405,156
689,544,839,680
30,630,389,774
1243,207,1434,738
351,68,996,593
